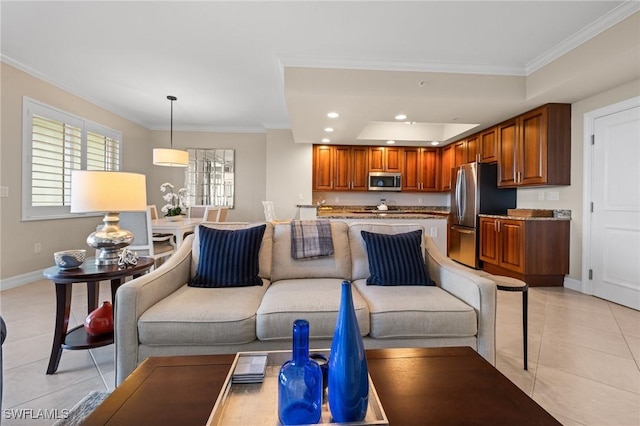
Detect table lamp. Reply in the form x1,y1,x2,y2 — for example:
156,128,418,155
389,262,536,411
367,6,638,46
70,171,147,266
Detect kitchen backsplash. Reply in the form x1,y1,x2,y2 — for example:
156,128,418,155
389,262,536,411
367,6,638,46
312,191,449,207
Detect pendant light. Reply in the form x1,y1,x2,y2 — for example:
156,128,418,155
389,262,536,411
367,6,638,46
153,95,189,167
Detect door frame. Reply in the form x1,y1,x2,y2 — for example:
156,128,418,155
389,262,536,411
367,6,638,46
582,96,640,295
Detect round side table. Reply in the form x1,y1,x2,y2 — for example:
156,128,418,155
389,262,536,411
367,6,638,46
43,257,154,374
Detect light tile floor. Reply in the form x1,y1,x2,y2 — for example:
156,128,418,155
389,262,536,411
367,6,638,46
1,279,639,425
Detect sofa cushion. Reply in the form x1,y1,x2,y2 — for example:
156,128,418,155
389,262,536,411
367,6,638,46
270,222,352,282
349,223,427,281
193,222,273,280
361,229,434,286
352,279,477,339
138,282,269,345
256,278,370,340
189,224,266,288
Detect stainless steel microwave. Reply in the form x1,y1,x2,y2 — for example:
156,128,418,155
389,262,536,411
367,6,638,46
368,172,402,191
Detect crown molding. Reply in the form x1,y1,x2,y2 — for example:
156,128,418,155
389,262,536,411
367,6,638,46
1,55,151,129
526,1,640,74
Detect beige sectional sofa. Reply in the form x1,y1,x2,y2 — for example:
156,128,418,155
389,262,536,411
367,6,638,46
115,221,497,385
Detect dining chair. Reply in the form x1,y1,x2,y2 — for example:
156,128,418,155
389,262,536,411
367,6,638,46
119,207,175,268
189,205,208,219
204,206,228,222
262,201,289,223
148,205,173,240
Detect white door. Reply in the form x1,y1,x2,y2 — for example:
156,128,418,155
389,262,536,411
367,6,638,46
589,102,640,309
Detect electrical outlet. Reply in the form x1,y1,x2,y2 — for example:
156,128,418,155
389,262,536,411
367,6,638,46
430,227,437,237
418,197,423,204
298,193,304,200
538,191,545,201
335,196,340,203
34,243,42,254
0,186,8,198
546,191,560,201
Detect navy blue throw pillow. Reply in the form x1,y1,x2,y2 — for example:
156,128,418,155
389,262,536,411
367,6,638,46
360,230,434,286
189,225,266,288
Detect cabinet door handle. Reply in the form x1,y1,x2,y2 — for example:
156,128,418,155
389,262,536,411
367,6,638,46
497,220,501,232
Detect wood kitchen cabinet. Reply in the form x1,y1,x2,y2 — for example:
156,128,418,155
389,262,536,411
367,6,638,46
479,216,570,286
313,145,334,190
334,146,368,191
453,140,467,167
497,103,571,187
369,146,402,172
440,145,453,191
314,145,368,191
479,127,498,163
402,148,440,192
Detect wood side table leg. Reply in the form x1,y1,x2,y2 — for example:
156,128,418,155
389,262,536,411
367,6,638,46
110,278,124,307
47,283,72,374
87,281,100,314
523,289,528,371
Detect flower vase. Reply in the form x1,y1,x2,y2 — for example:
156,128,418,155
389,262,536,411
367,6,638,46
328,281,369,422
278,319,323,425
166,215,183,222
84,301,113,336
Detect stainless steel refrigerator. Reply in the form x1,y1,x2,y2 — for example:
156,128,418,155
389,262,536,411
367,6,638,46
448,162,516,269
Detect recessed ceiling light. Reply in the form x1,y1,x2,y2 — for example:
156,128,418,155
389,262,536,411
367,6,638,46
404,121,415,125
395,114,407,121
430,141,440,146
321,138,331,143
324,127,334,132
327,112,339,118
386,140,395,144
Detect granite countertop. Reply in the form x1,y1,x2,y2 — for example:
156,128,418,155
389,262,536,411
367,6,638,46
309,205,450,220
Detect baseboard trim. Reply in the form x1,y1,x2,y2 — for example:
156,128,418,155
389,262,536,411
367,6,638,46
563,276,587,294
0,269,46,292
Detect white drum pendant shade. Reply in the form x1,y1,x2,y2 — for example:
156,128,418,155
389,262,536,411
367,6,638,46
153,148,189,167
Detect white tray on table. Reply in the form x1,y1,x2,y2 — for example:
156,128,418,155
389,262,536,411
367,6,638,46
206,349,389,426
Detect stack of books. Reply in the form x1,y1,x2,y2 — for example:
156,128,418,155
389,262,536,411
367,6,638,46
232,354,268,384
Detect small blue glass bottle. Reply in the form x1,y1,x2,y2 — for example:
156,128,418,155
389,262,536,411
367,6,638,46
278,319,323,425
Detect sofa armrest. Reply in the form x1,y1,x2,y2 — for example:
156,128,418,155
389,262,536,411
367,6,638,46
115,234,195,385
425,237,496,365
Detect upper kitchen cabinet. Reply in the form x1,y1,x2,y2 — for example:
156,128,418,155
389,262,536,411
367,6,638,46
334,146,369,191
313,145,369,191
479,127,498,163
440,144,454,191
369,146,402,172
453,139,467,167
403,148,440,192
497,103,571,187
313,145,334,190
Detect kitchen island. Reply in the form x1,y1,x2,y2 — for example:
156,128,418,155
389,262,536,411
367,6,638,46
297,205,449,254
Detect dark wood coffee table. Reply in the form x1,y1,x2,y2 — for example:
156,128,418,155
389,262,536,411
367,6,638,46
84,347,560,425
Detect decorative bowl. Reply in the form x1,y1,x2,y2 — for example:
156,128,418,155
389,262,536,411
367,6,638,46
54,249,87,270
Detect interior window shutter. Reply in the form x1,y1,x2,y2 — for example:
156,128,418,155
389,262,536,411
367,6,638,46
31,115,82,207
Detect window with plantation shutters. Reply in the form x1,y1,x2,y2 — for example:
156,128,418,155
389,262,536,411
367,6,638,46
22,97,122,220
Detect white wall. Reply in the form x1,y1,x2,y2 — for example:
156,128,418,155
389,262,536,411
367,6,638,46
265,129,313,220
148,131,267,223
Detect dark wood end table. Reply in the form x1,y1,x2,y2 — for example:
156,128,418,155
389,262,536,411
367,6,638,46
43,257,154,374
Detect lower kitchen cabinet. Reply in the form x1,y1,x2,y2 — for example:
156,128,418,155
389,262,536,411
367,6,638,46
479,216,570,286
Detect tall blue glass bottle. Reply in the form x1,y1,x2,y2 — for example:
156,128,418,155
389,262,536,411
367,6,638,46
328,281,369,422
278,319,322,425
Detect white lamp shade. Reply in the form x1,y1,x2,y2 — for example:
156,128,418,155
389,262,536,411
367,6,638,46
153,148,189,167
70,171,147,213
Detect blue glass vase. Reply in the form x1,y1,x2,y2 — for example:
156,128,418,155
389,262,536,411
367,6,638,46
278,319,323,425
328,281,369,422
